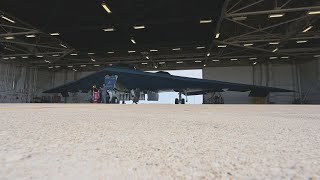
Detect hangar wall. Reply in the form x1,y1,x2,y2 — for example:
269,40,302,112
203,59,320,104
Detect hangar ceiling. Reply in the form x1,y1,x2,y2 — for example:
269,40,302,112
0,0,320,70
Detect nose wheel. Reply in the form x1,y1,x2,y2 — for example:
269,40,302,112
175,91,186,104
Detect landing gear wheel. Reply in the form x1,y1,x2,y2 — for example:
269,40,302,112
111,97,118,104
181,98,185,104
175,98,179,104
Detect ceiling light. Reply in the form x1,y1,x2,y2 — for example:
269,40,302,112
212,59,220,62
36,55,44,58
281,56,289,59
80,65,86,67
303,26,313,33
22,56,29,59
141,63,148,65
91,58,96,62
146,56,150,60
296,40,308,44
176,61,183,64
1,15,15,23
269,57,278,59
196,46,205,49
101,2,112,13
26,34,36,38
200,19,212,24
131,38,136,44
48,66,53,69
231,58,238,61
154,66,158,69
314,55,320,58
232,16,247,21
73,69,77,72
103,28,114,32
150,50,158,52
195,61,202,63
4,36,14,40
50,32,60,36
60,44,67,48
55,66,61,68
207,53,211,57
133,25,145,30
70,53,78,56
308,11,320,15
159,62,166,64
108,51,115,54
253,62,258,65
244,43,254,46
44,60,51,63
10,57,16,59
128,51,136,53
52,54,60,57
215,33,220,39
249,57,257,60
268,14,285,18
88,52,95,55
218,45,227,48
203,64,207,67
172,48,181,51
2,57,9,60
272,48,279,52
67,65,73,68
94,65,100,67
269,42,280,45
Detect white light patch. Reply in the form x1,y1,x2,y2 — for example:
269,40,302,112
200,19,212,24
250,57,257,60
50,32,60,36
172,48,181,51
133,25,145,30
5,36,14,40
212,59,220,62
243,43,253,46
218,45,227,48
103,28,114,32
296,40,308,44
269,14,285,18
101,3,112,13
26,34,36,38
196,47,205,49
176,61,183,64
1,15,15,23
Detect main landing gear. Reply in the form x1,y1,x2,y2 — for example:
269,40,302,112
175,91,186,104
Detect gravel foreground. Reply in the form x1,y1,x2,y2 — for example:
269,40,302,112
0,104,319,179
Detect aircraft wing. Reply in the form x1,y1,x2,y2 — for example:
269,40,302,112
43,66,293,97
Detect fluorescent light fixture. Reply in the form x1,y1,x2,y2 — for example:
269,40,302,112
308,11,320,15
50,32,60,36
131,38,136,44
249,57,257,60
4,36,14,40
70,53,78,56
107,51,115,54
146,56,150,60
67,65,73,68
215,33,220,39
73,69,77,72
272,48,279,52
88,52,95,55
1,15,15,23
244,43,254,46
172,48,181,51
101,2,112,13
44,60,51,63
52,54,60,57
176,61,183,64
281,56,289,59
133,25,145,30
253,62,258,65
218,45,227,48
10,57,16,59
207,53,211,57
154,66,158,69
80,65,87,67
141,63,148,65
212,59,220,62
150,49,158,52
296,40,308,43
103,28,114,32
91,58,96,62
55,66,61,68
195,60,202,63
269,42,280,45
60,44,67,48
203,64,207,67
22,56,29,59
36,55,44,58
26,34,36,38
159,62,166,64
196,46,205,49
232,16,247,21
2,57,9,60
314,55,320,58
303,26,313,33
269,57,278,59
94,65,100,67
200,19,212,24
48,66,53,69
231,58,238,61
128,50,136,53
268,13,285,18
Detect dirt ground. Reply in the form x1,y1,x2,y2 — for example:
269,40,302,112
0,104,319,179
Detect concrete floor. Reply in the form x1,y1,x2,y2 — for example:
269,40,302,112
0,104,319,179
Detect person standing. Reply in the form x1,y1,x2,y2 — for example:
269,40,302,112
100,84,107,103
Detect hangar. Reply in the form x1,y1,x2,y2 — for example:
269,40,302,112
1,0,320,104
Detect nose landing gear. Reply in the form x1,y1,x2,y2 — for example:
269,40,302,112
175,91,186,104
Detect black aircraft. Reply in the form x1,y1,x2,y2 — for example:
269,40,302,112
44,64,293,104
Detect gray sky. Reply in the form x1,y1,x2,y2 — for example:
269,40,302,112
138,69,203,104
